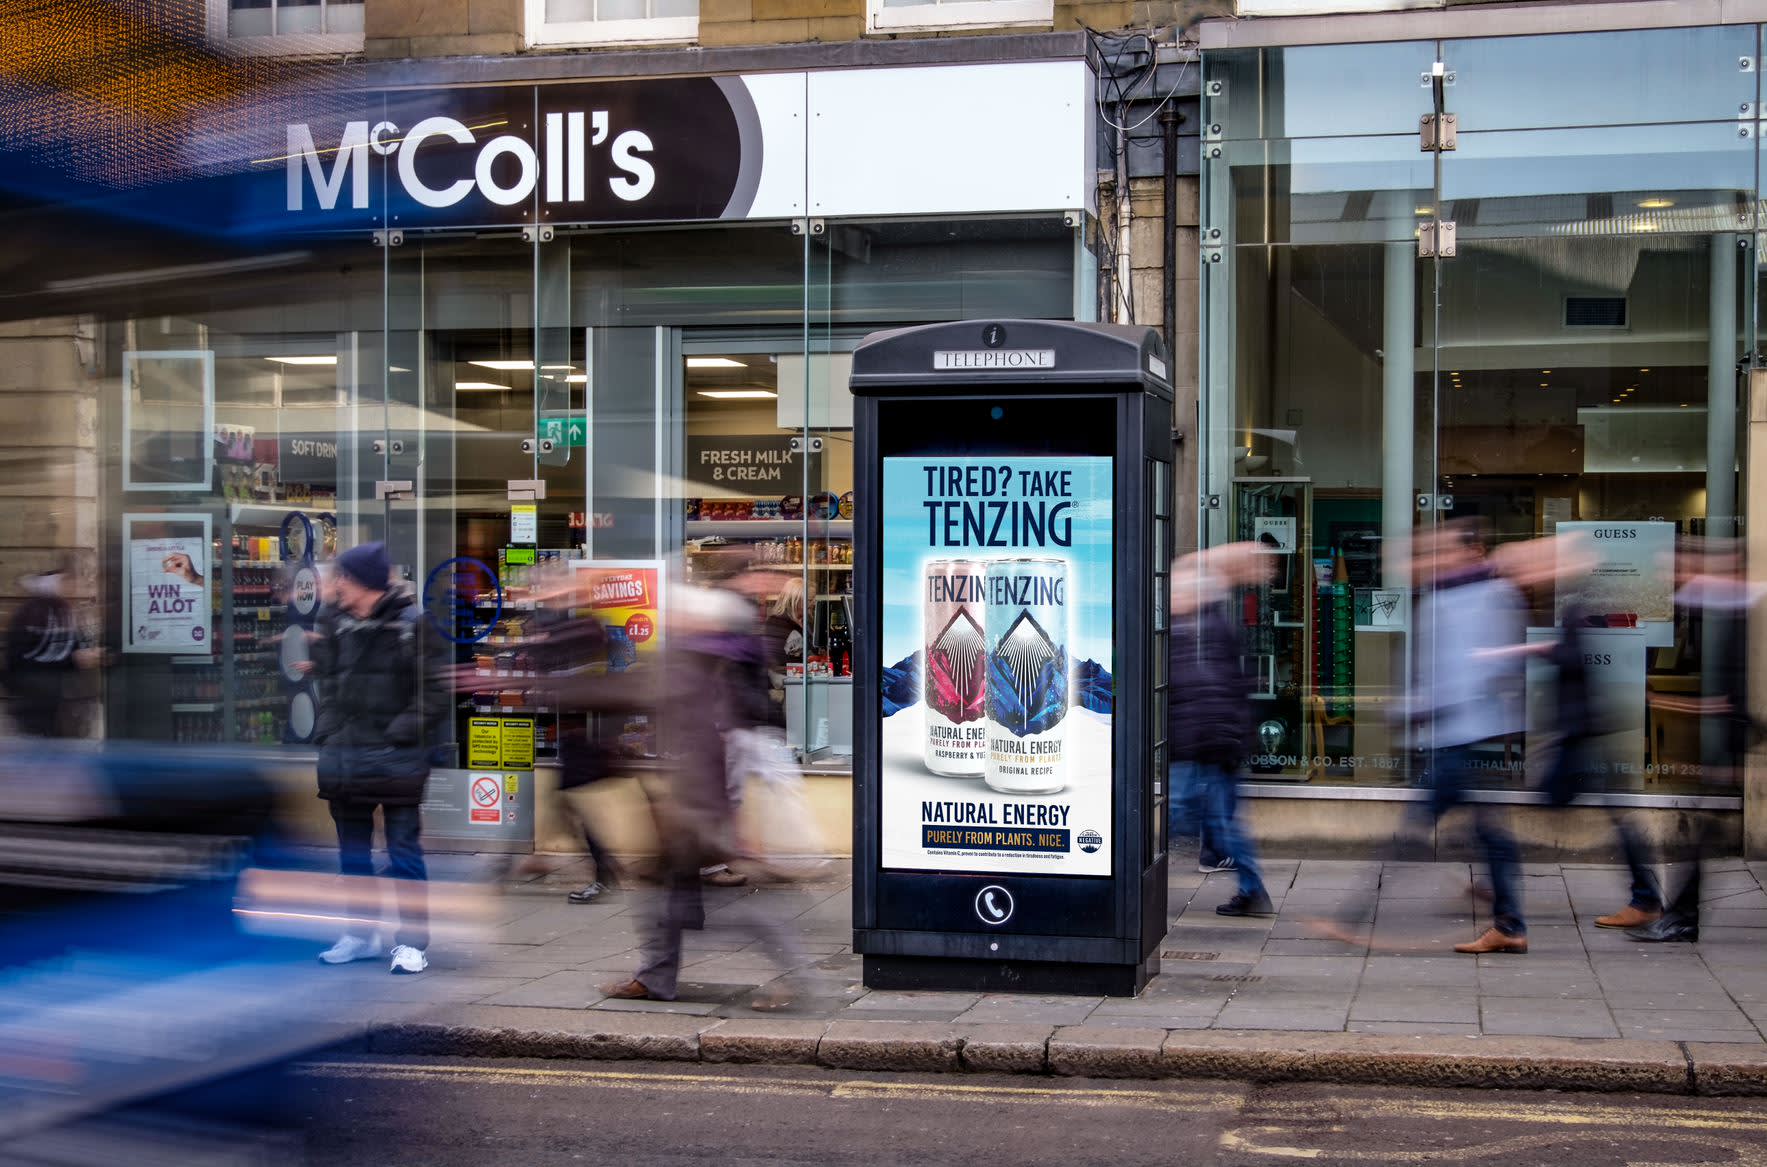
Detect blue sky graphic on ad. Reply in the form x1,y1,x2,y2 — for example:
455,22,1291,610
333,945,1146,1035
881,456,1114,675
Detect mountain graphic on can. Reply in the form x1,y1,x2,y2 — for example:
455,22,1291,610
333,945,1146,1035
984,557,1068,795
923,559,987,776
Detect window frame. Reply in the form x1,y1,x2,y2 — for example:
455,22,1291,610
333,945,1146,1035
524,0,699,49
864,0,1051,35
204,0,365,55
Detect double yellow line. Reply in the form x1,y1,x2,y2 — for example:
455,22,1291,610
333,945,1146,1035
296,1059,1767,1137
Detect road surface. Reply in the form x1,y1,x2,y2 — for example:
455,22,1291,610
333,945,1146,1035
288,1055,1767,1166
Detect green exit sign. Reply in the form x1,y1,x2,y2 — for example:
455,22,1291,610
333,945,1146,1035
537,416,587,448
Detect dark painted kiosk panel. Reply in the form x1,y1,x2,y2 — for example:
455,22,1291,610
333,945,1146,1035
849,320,1175,997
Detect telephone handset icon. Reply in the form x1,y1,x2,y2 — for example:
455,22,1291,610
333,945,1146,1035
974,885,1014,925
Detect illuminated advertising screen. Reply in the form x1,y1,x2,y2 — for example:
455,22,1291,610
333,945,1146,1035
879,454,1114,876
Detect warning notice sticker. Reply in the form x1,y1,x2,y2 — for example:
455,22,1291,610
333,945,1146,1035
469,773,503,824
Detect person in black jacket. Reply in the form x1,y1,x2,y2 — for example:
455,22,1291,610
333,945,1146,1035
311,542,449,974
1500,535,1663,931
526,565,628,905
4,565,98,737
1170,543,1273,917
1626,536,1760,943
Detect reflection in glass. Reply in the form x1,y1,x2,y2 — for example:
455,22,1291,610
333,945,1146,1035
1446,26,1758,131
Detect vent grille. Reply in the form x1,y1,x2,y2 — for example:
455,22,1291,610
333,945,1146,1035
1565,296,1627,328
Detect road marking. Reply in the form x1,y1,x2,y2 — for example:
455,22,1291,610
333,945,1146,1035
1220,1126,1767,1163
297,1060,1241,1111
297,1059,1767,1137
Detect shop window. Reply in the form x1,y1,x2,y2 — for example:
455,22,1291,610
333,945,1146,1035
682,351,855,764
207,0,364,53
526,0,697,49
865,0,1051,35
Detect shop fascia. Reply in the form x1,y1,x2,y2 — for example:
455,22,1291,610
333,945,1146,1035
275,62,1094,229
288,112,654,212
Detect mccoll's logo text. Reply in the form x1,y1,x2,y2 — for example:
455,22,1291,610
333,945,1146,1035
287,112,656,212
280,79,753,224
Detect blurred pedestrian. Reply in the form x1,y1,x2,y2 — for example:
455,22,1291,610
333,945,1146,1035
525,564,628,905
1167,554,1231,873
603,580,808,1011
4,562,102,738
1409,521,1529,955
1169,543,1271,917
311,542,448,974
731,567,826,880
1627,536,1761,943
1498,535,1663,931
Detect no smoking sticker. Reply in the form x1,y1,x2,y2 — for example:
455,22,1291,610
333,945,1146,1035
469,774,503,824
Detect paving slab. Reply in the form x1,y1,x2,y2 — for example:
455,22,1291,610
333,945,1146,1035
1348,989,1479,1025
1480,997,1620,1039
952,995,1103,1027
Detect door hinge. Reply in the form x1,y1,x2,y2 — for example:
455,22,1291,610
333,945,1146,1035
1420,113,1458,152
1418,221,1457,258
375,480,415,501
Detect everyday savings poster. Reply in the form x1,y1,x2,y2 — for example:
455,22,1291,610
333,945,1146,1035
574,561,663,668
880,456,1113,875
127,529,211,654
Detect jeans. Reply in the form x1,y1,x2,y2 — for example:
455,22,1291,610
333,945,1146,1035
1543,742,1661,912
1419,746,1524,937
1175,761,1263,898
1167,760,1225,866
331,801,429,950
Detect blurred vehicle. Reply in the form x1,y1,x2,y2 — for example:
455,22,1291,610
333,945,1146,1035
0,738,480,1162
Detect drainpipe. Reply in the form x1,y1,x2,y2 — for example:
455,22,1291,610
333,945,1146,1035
1115,105,1132,324
1160,104,1181,350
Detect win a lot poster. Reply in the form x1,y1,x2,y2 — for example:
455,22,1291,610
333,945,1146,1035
880,455,1113,876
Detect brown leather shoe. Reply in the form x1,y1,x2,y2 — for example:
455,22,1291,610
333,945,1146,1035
601,978,656,1000
1595,905,1662,929
1454,927,1528,955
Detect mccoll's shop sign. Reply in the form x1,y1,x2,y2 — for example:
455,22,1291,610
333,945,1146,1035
282,76,763,228
269,61,1093,231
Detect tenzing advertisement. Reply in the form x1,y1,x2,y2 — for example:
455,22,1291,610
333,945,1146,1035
880,456,1113,875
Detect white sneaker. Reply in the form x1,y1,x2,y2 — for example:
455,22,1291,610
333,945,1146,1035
389,944,428,975
319,933,382,965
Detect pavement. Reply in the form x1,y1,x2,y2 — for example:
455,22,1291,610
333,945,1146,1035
314,853,1767,1094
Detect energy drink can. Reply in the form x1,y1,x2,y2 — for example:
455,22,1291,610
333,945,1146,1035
922,559,988,776
984,557,1069,795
